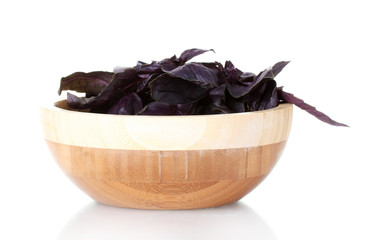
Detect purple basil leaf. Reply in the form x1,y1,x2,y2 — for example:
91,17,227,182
135,55,179,74
249,79,278,111
136,73,159,93
200,61,226,84
138,102,178,115
227,66,271,99
107,92,142,115
201,61,224,71
201,104,233,114
138,101,198,115
159,55,179,71
66,68,139,110
228,72,265,99
113,66,129,73
209,84,227,107
255,61,290,83
224,61,243,83
209,84,226,99
91,68,139,107
271,61,290,77
227,83,252,98
150,74,208,104
67,92,95,109
238,72,256,83
278,88,348,127
226,95,245,113
134,61,162,74
254,68,273,84
58,71,113,95
229,79,275,112
224,60,235,71
200,61,224,73
164,63,219,88
136,60,147,66
178,48,214,64
260,80,278,110
177,102,198,115
138,73,150,79
240,81,267,111
228,61,289,99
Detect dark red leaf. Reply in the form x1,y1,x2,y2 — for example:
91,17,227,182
138,101,198,115
228,61,289,99
66,92,95,109
138,102,178,115
134,61,162,74
58,71,113,95
254,61,290,84
134,55,179,73
209,84,227,107
164,63,219,88
271,61,290,77
278,88,348,127
224,61,243,83
238,72,256,83
247,79,278,111
136,73,159,93
178,48,214,64
107,93,142,115
226,94,245,113
227,83,252,98
150,74,208,104
66,68,139,110
176,102,197,115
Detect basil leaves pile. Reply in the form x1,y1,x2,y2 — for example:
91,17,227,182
58,48,347,126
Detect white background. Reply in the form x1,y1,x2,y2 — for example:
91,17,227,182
1,0,364,239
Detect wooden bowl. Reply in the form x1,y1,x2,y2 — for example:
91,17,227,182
41,101,293,209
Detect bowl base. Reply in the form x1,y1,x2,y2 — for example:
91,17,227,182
46,140,286,210
71,176,267,210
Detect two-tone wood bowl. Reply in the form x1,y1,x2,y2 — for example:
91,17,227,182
41,101,292,209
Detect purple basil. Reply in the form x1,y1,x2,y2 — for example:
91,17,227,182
149,74,208,105
65,68,140,110
178,48,214,64
58,71,113,95
138,102,179,115
58,48,347,126
164,63,219,88
107,93,142,115
278,88,349,127
138,102,197,116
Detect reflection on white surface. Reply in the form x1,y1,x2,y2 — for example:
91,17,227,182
58,201,277,240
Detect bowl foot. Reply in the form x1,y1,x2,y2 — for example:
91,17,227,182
69,176,266,210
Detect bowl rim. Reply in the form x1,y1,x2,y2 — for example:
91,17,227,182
45,99,293,119
41,100,293,150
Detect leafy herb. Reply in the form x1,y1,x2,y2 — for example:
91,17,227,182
58,48,347,126
58,71,113,95
277,88,348,127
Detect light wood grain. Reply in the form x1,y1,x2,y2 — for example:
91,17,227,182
47,140,286,209
40,100,292,150
41,101,293,209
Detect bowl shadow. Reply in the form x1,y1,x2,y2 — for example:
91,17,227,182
58,201,277,240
